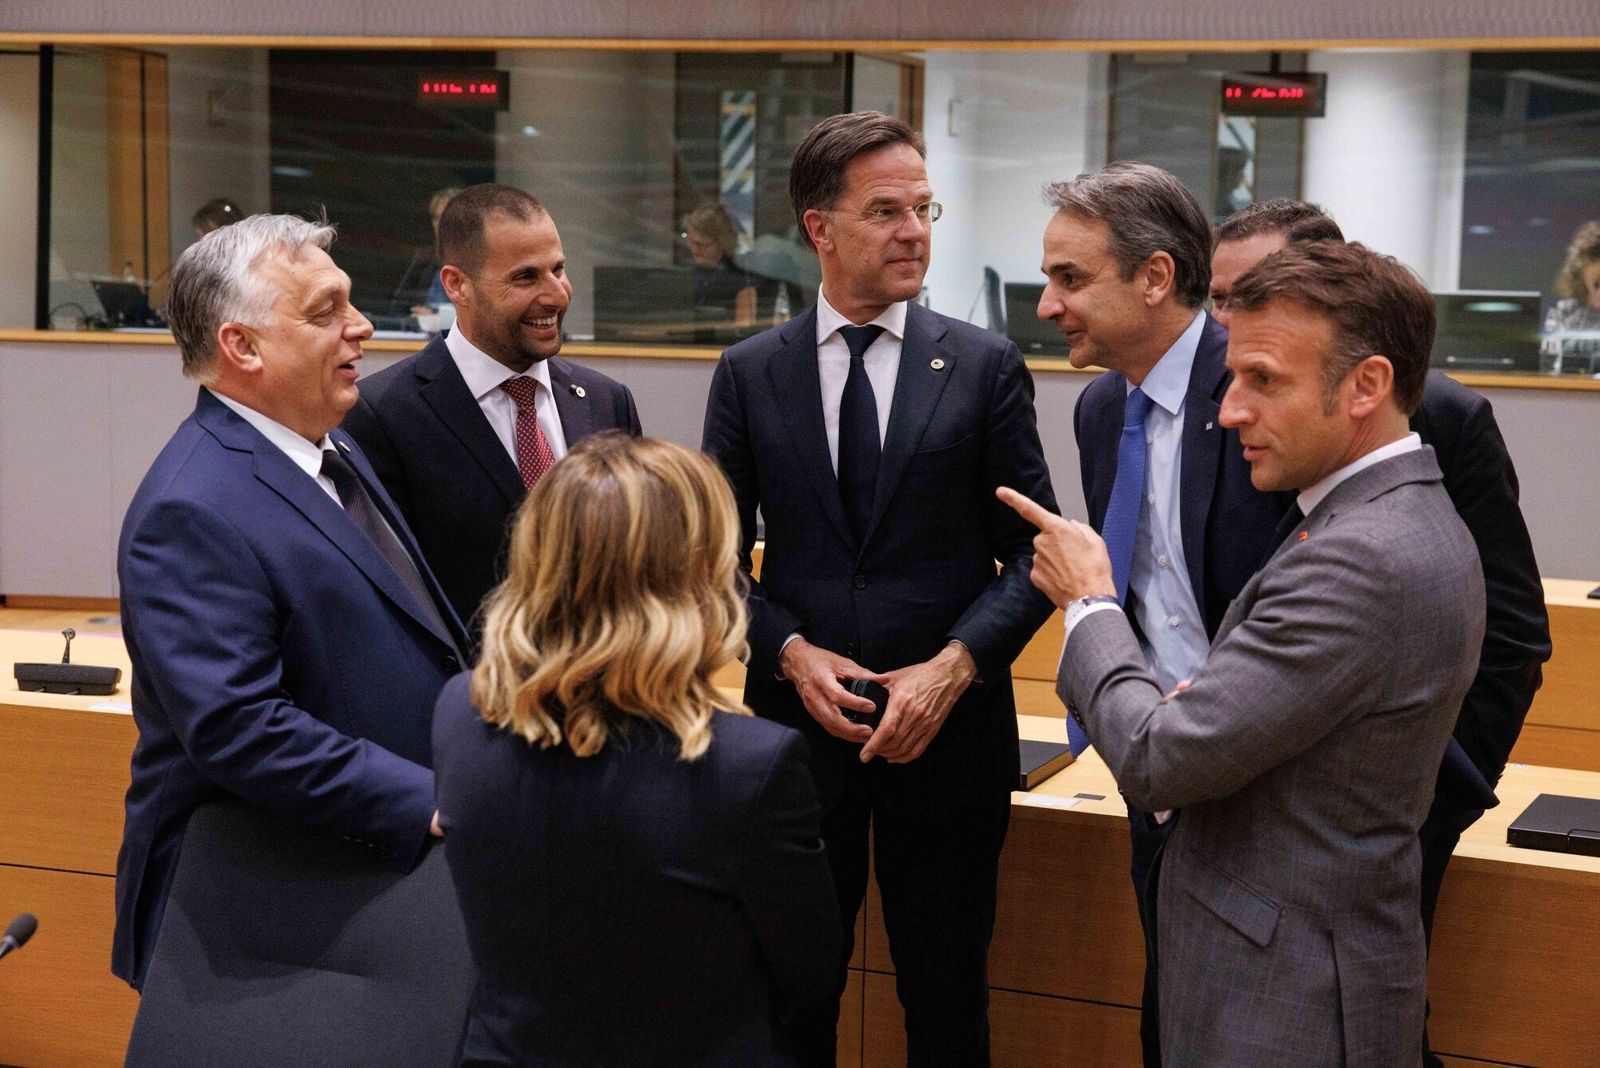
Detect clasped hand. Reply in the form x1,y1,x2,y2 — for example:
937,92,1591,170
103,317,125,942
778,638,977,764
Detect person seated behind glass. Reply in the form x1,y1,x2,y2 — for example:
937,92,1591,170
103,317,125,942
191,197,242,239
432,432,840,1068
683,202,759,330
411,186,462,320
1550,220,1600,370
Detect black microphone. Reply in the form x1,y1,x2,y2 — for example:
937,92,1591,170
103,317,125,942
0,913,37,961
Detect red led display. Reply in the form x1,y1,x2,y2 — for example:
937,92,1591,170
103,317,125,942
1220,72,1327,117
417,71,510,110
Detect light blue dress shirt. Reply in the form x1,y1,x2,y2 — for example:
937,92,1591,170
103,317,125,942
1125,311,1208,694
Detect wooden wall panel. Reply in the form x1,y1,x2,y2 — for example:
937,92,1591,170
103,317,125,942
0,866,137,1068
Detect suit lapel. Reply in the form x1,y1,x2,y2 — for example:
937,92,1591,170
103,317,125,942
414,337,525,507
766,308,857,549
1178,315,1230,619
333,430,468,656
196,393,457,653
865,303,955,546
546,358,595,446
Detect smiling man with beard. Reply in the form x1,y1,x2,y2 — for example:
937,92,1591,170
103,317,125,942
344,184,642,645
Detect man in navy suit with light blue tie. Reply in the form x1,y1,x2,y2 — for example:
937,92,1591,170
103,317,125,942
703,111,1057,1066
1036,162,1288,1064
113,214,468,988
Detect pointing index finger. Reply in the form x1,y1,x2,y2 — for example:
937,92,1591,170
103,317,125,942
996,486,1055,531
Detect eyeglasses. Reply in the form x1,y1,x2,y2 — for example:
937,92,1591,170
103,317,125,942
831,201,944,229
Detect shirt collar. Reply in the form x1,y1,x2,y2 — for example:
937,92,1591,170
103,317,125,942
1297,432,1423,517
815,287,908,345
445,326,553,402
206,387,333,482
1133,311,1205,416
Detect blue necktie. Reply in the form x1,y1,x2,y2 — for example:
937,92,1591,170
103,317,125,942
836,324,886,543
1069,386,1153,757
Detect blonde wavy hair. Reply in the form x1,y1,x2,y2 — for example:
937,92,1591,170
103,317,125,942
471,432,749,760
1554,220,1600,304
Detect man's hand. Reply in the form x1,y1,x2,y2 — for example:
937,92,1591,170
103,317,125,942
995,487,1116,609
430,811,444,837
860,642,977,764
779,637,886,744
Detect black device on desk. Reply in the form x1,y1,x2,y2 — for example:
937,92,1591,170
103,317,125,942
1507,793,1600,856
91,281,163,329
1003,282,1069,356
1018,739,1073,790
1429,291,1542,372
14,628,121,696
593,266,697,343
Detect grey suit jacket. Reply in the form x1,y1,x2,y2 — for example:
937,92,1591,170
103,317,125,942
1059,447,1484,1067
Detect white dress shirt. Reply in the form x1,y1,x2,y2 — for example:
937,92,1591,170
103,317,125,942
208,388,340,504
1297,432,1423,517
814,289,907,473
445,326,568,464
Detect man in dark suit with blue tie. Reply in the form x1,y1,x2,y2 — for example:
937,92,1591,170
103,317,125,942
702,111,1058,1066
114,214,469,989
342,184,641,640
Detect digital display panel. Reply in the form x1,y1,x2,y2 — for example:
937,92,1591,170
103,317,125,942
417,71,510,110
1220,72,1327,117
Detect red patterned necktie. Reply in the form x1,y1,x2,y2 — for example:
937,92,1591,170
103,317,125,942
497,376,556,490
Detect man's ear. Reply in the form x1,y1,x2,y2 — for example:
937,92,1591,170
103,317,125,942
1142,251,1177,308
215,322,260,375
1346,354,1395,418
440,264,470,306
802,208,833,254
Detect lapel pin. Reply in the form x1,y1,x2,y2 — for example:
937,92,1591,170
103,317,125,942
930,358,945,371
337,439,351,453
1205,421,1214,431
1297,530,1308,541
570,384,586,398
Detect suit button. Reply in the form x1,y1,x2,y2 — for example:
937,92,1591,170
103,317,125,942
846,642,858,657
444,655,460,672
853,575,867,589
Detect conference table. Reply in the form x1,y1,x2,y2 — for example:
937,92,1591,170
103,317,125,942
2,586,1598,1066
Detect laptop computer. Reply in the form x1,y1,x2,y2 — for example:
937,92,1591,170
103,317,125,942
1430,291,1542,372
92,280,162,329
1507,793,1600,857
593,266,697,343
1003,282,1069,357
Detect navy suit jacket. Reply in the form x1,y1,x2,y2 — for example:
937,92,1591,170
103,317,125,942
702,303,1058,789
114,389,469,987
1075,314,1549,811
434,677,838,1066
342,334,642,638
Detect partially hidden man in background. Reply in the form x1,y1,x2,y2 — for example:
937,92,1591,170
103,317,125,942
114,215,469,987
343,183,641,643
1005,240,1485,1065
703,111,1058,1066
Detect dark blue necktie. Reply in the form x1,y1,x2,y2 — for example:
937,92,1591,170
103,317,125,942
1069,387,1153,757
836,324,886,543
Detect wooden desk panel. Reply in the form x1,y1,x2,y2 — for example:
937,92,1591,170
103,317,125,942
1527,579,1600,733
0,865,137,1068
862,972,1143,1068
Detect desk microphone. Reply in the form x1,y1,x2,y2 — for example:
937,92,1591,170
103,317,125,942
13,628,121,695
0,913,36,962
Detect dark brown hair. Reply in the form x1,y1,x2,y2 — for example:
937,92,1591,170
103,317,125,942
1227,240,1433,415
1043,162,1213,308
438,183,546,276
789,111,926,250
1215,198,1344,248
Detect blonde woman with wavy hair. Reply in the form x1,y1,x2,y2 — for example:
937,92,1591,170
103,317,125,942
432,432,839,1067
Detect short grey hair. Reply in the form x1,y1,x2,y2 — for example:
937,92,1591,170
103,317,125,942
1043,162,1213,309
167,213,337,382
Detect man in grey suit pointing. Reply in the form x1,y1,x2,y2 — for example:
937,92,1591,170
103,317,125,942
1001,240,1484,1066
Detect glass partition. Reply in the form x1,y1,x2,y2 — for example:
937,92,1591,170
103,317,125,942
4,41,1598,375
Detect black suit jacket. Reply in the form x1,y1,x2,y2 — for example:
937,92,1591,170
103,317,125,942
433,675,839,1067
702,303,1057,789
1076,313,1549,808
342,335,641,638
